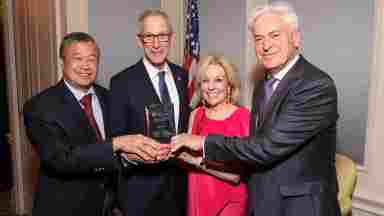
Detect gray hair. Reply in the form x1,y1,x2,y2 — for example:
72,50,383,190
248,1,299,32
137,9,173,34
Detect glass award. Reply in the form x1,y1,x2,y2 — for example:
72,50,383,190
145,103,175,144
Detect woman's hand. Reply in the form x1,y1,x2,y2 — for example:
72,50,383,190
176,151,203,166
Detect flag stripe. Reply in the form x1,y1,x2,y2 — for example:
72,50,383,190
183,0,200,102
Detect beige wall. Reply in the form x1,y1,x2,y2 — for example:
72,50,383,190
65,0,88,33
352,1,384,215
64,0,183,65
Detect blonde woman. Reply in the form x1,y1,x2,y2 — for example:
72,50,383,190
179,55,249,216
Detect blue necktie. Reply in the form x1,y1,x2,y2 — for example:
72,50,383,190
158,71,172,104
158,71,175,131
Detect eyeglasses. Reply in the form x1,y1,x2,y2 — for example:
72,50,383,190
138,33,172,44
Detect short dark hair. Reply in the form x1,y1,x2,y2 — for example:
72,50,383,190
59,32,99,59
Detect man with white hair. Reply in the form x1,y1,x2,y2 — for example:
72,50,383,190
171,1,341,215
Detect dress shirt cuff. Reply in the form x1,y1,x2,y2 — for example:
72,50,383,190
119,153,139,166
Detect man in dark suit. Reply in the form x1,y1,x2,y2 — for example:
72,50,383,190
23,32,163,216
171,2,341,216
109,9,190,216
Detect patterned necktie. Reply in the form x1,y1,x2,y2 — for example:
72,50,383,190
264,77,278,104
158,71,172,104
80,94,102,142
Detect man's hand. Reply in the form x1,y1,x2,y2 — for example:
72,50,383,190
154,144,172,161
170,133,205,153
121,143,171,162
112,134,170,161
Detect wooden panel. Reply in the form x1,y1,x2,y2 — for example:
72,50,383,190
5,0,61,214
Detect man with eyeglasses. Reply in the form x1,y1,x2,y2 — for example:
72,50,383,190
109,9,190,216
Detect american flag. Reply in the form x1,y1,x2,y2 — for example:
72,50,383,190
183,0,200,101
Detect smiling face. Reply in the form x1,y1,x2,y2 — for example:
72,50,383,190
201,64,231,108
62,41,98,92
137,15,174,69
252,12,300,74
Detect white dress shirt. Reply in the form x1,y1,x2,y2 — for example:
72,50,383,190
270,54,300,90
143,58,180,133
64,80,106,139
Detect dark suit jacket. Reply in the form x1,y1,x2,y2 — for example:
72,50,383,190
23,81,120,216
109,60,190,216
205,56,341,216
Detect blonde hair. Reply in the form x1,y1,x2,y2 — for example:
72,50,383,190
190,55,241,108
248,1,299,32
137,9,173,34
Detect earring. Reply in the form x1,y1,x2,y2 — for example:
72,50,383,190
226,87,231,104
201,98,206,106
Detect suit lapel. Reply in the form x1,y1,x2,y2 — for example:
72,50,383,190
252,81,266,130
169,64,186,132
58,80,99,142
259,56,305,127
137,60,162,105
94,86,109,138
136,60,187,133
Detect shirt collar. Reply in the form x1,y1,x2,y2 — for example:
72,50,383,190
64,79,96,102
271,54,300,81
142,57,171,80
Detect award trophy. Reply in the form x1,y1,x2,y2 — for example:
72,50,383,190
145,103,175,144
119,103,176,168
